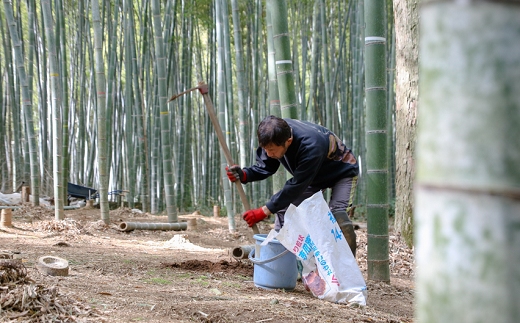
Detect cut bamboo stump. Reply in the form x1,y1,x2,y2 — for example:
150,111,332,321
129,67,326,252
1,209,12,227
231,245,255,260
36,256,69,276
187,218,197,230
21,186,30,203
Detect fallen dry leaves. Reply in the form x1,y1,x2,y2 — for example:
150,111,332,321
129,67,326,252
1,204,415,323
0,258,106,322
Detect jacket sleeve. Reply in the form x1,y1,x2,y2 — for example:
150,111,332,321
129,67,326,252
265,143,327,213
242,147,281,182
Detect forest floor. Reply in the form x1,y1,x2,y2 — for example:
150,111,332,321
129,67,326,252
1,201,414,323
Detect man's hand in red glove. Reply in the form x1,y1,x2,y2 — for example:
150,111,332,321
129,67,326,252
225,165,247,183
242,206,270,227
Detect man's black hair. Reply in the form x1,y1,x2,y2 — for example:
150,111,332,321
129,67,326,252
257,115,292,147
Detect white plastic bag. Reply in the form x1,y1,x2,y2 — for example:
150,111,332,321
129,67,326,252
263,191,367,305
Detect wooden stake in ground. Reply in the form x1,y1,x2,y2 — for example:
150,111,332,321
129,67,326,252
1,209,12,227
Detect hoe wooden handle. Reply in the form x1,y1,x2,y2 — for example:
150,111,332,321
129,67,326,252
199,83,260,235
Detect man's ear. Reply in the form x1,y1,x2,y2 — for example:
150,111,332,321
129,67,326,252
286,136,293,146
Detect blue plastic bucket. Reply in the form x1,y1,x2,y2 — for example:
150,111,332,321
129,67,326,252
248,234,298,290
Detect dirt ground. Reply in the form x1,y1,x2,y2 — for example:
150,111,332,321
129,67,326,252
1,204,414,323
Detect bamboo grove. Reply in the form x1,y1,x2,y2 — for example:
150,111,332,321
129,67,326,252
0,0,395,227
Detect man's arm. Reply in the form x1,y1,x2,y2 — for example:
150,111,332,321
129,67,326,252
242,147,281,182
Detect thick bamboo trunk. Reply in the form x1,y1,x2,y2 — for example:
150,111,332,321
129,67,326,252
91,0,110,223
268,0,297,119
364,0,390,282
41,0,64,220
416,2,520,322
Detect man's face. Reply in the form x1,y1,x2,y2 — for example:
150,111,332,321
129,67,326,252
263,137,292,159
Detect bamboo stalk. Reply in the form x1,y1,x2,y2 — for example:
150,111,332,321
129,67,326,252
416,4,520,322
364,0,390,282
119,222,187,232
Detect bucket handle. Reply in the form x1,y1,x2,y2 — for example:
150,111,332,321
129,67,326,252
248,247,291,265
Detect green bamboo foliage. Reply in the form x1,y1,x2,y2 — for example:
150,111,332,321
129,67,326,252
151,0,177,222
416,2,520,322
364,0,390,281
91,0,110,223
3,0,40,205
268,0,297,119
41,0,64,219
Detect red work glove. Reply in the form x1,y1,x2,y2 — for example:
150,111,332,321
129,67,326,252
242,207,268,227
225,165,247,183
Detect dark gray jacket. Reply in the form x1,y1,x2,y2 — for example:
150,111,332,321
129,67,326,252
243,119,359,213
